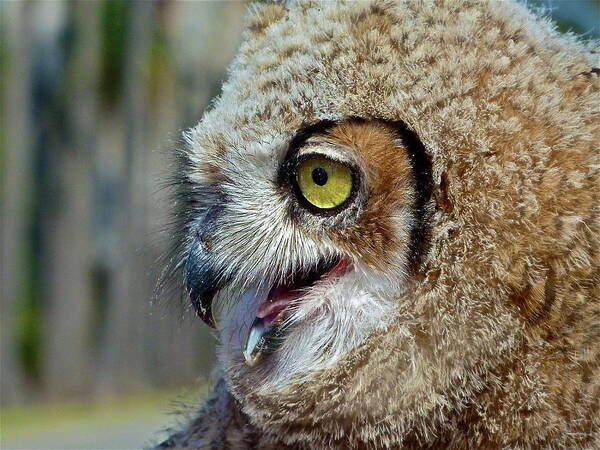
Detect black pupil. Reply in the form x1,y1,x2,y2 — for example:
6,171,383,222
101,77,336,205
311,167,328,186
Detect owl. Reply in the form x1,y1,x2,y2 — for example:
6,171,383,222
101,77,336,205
157,0,599,448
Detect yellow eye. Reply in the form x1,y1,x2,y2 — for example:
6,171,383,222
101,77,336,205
296,155,354,209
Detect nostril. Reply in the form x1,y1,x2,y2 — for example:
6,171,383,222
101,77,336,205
194,204,222,251
195,228,212,251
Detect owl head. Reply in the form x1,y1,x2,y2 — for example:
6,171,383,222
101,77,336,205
173,0,599,446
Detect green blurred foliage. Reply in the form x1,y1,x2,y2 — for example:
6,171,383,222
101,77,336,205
15,279,42,384
100,0,131,109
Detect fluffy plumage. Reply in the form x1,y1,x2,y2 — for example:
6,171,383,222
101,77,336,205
158,0,599,448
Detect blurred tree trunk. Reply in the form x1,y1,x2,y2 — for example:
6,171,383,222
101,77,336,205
0,0,34,406
97,0,156,394
39,0,99,400
142,1,248,387
148,0,205,388
141,2,192,386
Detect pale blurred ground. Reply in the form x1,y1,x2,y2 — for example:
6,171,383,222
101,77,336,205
1,388,209,449
0,1,598,449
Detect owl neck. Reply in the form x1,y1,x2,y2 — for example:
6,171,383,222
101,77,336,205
224,316,597,449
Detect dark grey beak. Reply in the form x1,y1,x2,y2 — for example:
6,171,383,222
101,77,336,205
184,238,221,328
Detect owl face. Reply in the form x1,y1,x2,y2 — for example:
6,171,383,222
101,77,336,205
182,120,430,388
170,0,599,445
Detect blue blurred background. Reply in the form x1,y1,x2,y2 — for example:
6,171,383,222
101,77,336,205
0,0,598,448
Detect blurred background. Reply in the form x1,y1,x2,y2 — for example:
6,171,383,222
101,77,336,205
0,0,598,448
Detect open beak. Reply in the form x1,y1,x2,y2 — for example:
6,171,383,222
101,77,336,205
185,229,351,366
241,256,350,366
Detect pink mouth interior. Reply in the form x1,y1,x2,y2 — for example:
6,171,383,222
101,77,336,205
256,256,350,325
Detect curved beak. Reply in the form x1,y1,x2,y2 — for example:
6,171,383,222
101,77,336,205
184,239,220,328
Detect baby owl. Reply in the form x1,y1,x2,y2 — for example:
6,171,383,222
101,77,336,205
158,0,599,448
